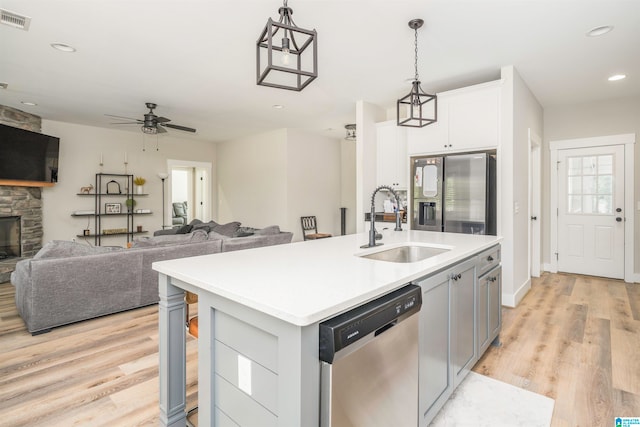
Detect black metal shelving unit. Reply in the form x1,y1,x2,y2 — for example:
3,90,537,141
72,173,151,245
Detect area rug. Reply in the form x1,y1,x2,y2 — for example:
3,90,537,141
430,372,555,427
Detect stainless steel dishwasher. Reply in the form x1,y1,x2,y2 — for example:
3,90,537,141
319,284,422,427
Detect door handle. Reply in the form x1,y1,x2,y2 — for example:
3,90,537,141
616,208,622,212
616,217,622,222
531,216,537,220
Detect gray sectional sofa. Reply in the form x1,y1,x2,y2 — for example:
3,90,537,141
11,223,293,334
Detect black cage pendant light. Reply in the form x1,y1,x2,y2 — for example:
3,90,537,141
256,0,318,91
397,19,437,128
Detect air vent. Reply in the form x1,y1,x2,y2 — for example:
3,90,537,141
0,9,31,31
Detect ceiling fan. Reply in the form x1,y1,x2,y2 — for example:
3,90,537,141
106,102,197,134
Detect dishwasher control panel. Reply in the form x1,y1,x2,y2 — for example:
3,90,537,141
319,284,422,363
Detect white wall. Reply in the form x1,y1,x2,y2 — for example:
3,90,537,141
543,95,640,275
216,128,343,241
40,120,217,245
287,129,342,240
355,101,385,233
500,66,543,307
216,129,288,229
340,139,357,235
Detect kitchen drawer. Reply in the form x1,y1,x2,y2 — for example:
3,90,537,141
477,245,500,277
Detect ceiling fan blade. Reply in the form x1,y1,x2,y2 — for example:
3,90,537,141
156,116,171,123
110,121,140,125
163,123,197,133
156,126,168,134
105,114,141,122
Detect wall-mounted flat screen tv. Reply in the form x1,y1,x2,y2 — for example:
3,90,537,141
0,123,60,183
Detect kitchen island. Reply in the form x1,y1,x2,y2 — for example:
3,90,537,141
153,229,502,427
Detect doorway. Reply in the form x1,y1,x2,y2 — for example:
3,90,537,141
529,129,541,278
549,134,635,282
166,159,212,225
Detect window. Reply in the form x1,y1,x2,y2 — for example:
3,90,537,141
566,155,613,214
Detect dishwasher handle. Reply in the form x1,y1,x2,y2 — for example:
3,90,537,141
374,319,397,337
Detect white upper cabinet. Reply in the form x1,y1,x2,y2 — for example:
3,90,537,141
376,121,408,190
407,80,501,156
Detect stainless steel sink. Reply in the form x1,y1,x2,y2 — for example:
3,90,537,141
359,245,450,263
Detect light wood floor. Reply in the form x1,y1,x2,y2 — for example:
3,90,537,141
1,273,639,426
473,272,640,426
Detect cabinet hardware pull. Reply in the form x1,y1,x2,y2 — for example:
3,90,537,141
487,256,494,261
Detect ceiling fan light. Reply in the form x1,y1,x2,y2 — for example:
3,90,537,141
141,125,157,134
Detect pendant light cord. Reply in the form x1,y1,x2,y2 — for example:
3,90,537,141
414,27,419,82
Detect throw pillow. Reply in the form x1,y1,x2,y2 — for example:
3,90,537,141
234,226,258,237
254,225,281,235
192,220,219,233
212,221,241,237
176,224,193,234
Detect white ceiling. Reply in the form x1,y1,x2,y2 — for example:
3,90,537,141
1,0,639,143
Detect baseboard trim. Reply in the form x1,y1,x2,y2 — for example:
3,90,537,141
543,263,554,272
501,277,531,308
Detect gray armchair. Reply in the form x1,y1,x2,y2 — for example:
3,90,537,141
172,202,188,225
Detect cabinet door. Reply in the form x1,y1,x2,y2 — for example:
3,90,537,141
417,269,451,427
376,121,408,189
489,267,502,339
476,274,490,355
451,260,476,387
406,98,449,156
447,84,500,151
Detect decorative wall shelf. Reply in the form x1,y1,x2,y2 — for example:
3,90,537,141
72,173,150,246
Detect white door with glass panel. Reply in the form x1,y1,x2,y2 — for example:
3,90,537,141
557,145,624,279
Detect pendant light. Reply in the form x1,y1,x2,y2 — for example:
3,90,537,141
344,124,356,141
397,19,437,128
256,0,318,91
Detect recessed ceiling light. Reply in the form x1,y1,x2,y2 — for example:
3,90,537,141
50,43,76,52
272,104,284,109
586,25,614,37
21,101,37,106
608,74,626,81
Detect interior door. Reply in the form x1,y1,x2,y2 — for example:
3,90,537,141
557,145,624,279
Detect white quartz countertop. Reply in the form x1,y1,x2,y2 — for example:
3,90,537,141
153,230,502,327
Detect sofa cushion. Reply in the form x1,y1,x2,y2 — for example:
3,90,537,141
132,229,208,248
34,240,123,259
254,225,281,235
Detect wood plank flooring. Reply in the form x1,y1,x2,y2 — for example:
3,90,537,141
1,272,638,426
0,282,198,426
474,273,640,426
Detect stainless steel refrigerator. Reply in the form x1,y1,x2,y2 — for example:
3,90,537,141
411,151,496,235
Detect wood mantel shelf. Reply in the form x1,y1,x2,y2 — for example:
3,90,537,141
0,179,55,188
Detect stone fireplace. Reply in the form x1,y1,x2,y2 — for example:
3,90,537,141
0,187,43,258
0,105,44,282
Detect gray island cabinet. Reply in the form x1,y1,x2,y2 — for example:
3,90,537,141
153,231,501,427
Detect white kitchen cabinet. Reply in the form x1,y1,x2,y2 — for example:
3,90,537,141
376,120,408,189
407,80,501,156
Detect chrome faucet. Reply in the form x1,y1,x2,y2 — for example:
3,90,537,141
362,185,403,248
